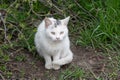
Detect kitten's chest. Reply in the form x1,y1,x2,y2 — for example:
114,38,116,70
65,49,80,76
46,43,62,55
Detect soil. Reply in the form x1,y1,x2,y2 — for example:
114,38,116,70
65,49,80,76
1,45,110,80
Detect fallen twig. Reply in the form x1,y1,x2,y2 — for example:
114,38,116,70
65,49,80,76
0,73,5,80
0,11,11,43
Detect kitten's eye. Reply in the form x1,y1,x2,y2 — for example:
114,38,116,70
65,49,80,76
51,32,55,35
60,31,64,35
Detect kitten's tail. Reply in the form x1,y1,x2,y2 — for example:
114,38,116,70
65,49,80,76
53,50,73,66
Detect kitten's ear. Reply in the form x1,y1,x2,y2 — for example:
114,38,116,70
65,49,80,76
61,16,70,26
44,17,52,28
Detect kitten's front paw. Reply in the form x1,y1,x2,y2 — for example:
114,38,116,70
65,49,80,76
53,63,60,70
45,64,52,69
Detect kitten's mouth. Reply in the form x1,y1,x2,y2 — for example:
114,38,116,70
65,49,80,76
54,39,62,42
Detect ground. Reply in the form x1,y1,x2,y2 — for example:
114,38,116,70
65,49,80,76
1,45,117,80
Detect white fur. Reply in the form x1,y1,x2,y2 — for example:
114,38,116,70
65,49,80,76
34,16,73,70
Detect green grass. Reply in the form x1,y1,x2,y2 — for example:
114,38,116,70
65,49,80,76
76,0,120,51
0,0,120,79
59,66,84,80
14,54,26,61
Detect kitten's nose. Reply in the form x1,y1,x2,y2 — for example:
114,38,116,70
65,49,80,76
56,37,60,40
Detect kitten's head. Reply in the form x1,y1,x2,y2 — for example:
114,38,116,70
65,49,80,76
44,16,70,42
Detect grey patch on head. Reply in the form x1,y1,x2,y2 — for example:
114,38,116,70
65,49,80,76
56,20,61,25
54,20,61,27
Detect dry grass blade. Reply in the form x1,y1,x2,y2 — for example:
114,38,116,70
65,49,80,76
0,73,5,80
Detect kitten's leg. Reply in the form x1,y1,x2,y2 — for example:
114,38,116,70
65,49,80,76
44,55,52,69
52,53,61,70
53,50,73,66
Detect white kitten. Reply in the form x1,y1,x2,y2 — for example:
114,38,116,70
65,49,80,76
34,16,73,70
